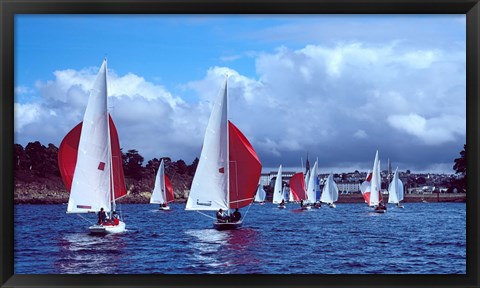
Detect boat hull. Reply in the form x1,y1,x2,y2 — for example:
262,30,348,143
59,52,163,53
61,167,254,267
89,221,126,234
301,205,311,210
213,220,242,231
159,206,171,211
373,208,387,213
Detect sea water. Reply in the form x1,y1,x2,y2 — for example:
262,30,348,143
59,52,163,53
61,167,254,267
14,202,466,274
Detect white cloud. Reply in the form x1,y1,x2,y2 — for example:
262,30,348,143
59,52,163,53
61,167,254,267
15,85,34,95
14,40,465,173
387,113,465,145
14,103,41,132
354,130,367,139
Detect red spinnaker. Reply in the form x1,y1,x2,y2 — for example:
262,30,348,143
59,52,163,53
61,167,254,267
228,121,262,209
289,172,306,201
165,175,175,203
57,115,127,200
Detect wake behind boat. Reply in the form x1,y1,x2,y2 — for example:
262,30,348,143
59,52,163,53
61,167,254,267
58,59,128,234
185,77,262,230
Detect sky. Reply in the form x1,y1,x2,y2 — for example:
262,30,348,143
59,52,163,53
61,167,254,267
14,15,466,174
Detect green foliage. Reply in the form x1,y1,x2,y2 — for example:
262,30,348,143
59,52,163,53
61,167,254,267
123,149,144,180
14,141,200,193
453,144,466,192
453,144,466,176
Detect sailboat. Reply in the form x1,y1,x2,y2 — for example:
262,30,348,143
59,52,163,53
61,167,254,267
388,167,405,208
304,160,319,209
272,165,286,208
254,184,266,204
58,59,128,234
289,171,307,208
150,159,175,210
361,150,386,213
320,172,339,208
185,78,262,230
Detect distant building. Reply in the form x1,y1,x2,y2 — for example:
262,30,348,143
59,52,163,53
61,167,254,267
337,182,361,194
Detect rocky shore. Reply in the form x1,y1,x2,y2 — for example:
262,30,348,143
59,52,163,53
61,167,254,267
14,187,465,205
13,168,466,205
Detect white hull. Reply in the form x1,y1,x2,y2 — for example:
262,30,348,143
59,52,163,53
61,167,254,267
89,221,126,234
301,205,311,210
159,206,171,210
328,203,336,208
278,205,286,209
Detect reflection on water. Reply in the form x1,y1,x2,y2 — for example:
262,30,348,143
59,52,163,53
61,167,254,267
184,228,262,273
55,233,126,274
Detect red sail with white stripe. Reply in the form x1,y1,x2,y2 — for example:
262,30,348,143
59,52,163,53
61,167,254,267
58,115,127,203
228,121,262,209
185,78,262,212
289,172,307,201
58,59,127,214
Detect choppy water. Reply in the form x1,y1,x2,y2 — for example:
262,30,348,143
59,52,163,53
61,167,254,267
14,202,465,274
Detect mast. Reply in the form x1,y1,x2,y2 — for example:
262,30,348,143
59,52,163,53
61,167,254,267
162,160,167,203
105,58,116,216
225,75,230,216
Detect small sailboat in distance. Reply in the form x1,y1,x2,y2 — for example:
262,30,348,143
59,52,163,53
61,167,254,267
254,184,266,204
388,167,404,208
185,77,262,230
289,171,307,209
363,150,386,213
150,159,175,210
304,160,319,209
58,59,128,234
320,172,339,208
273,165,286,209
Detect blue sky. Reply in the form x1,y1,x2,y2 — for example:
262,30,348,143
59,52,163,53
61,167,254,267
14,14,466,174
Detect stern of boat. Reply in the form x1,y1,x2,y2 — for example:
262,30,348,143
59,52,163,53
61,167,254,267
89,221,126,234
213,220,242,231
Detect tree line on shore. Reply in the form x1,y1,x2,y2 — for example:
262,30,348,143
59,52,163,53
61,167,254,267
14,141,198,199
13,141,467,200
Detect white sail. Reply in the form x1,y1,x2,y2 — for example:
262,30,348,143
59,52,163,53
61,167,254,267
305,160,318,204
272,165,284,204
282,185,289,201
320,172,339,204
288,187,295,202
150,159,167,204
388,167,404,203
186,81,229,211
67,60,111,213
304,170,310,190
254,184,266,202
369,151,381,206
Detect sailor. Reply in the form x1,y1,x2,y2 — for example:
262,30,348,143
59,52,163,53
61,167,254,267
232,208,241,222
97,207,107,225
216,209,226,222
112,211,120,225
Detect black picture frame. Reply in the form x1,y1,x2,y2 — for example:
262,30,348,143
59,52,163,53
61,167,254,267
1,0,478,287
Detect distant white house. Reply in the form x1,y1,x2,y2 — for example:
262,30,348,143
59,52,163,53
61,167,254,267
337,182,361,194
